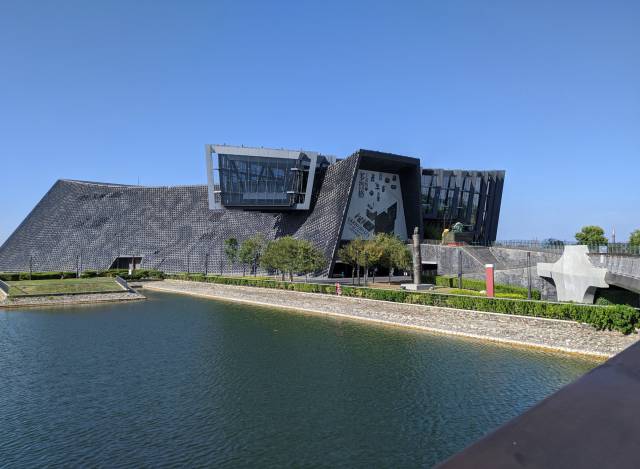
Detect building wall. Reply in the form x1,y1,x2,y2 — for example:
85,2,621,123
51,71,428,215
421,169,505,242
0,154,360,276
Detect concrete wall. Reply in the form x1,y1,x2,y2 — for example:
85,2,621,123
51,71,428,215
421,244,560,299
421,244,640,302
420,244,484,275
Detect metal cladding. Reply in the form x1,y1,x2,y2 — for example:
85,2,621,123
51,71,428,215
0,147,505,276
0,153,360,276
421,169,505,243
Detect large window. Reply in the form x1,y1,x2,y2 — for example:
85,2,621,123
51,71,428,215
421,169,501,241
217,154,311,207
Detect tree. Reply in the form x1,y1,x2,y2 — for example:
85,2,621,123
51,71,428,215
373,233,411,284
261,236,299,281
238,234,265,276
338,237,366,284
261,237,326,281
362,238,384,284
223,238,238,274
295,239,326,281
575,226,608,246
629,229,640,247
392,241,412,275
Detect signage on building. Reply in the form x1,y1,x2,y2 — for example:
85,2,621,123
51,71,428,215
342,170,407,240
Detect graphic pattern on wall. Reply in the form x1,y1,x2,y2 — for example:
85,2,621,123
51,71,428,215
342,170,407,240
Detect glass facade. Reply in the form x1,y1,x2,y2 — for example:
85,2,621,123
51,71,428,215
217,153,312,207
421,169,504,242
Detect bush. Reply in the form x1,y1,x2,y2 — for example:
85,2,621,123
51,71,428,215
1,269,165,281
165,274,640,335
15,271,78,280
0,273,20,281
80,270,100,278
115,269,165,281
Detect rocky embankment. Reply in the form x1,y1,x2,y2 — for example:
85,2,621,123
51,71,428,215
144,280,639,358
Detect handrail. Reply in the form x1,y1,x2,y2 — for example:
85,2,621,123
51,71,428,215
115,276,135,292
0,279,9,297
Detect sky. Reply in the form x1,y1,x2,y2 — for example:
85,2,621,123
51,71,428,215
1,0,639,244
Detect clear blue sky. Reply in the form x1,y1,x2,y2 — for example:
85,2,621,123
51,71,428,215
1,0,639,244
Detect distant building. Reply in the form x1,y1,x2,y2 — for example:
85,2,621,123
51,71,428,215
0,145,505,276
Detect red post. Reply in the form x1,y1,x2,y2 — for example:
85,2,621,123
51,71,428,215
335,283,342,296
485,264,495,298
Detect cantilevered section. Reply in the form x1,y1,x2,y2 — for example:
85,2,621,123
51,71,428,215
205,144,333,211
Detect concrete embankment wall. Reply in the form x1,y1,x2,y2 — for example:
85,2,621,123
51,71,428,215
421,244,561,299
144,280,638,358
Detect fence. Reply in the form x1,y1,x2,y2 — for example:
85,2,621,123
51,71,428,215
424,239,640,257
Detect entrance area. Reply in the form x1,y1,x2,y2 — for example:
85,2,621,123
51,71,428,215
110,256,142,271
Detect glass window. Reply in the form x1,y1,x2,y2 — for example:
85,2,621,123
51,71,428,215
217,154,307,207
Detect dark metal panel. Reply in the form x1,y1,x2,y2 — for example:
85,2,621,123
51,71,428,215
487,172,505,241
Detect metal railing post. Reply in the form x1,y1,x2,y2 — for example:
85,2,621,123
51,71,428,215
527,251,532,300
457,248,463,289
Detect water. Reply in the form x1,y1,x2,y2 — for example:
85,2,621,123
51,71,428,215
0,291,596,467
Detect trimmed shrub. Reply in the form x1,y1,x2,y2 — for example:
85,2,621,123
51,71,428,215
2,269,165,281
0,273,20,281
16,271,78,280
165,274,640,335
116,269,165,281
80,270,100,278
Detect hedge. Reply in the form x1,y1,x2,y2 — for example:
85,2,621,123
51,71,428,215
0,271,79,281
0,269,164,282
166,274,640,335
434,275,542,300
445,288,527,300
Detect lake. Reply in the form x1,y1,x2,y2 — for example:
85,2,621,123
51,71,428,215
0,290,596,467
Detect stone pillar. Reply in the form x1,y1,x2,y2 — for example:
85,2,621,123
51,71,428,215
405,227,430,291
412,227,421,284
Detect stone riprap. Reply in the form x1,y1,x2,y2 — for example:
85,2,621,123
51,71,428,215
0,291,145,308
145,280,638,358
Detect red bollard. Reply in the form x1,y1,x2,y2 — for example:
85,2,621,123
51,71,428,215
485,264,494,298
335,283,342,296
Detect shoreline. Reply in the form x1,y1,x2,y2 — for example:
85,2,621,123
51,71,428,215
0,291,145,309
144,280,638,359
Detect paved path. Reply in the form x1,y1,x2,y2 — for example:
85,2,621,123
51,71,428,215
144,280,639,358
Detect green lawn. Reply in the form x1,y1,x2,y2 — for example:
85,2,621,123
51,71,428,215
6,277,125,297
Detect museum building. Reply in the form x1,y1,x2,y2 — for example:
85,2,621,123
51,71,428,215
0,145,505,276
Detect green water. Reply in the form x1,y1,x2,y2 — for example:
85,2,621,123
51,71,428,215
0,290,596,467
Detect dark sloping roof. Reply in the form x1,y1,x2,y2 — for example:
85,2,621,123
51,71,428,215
0,153,361,275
